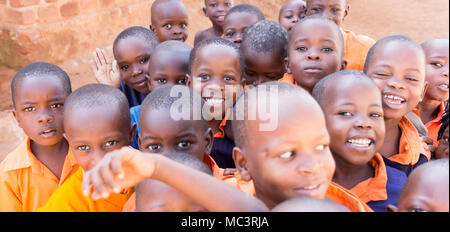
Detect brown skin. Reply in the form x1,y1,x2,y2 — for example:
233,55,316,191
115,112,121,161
223,12,260,47
194,0,234,46
241,46,286,86
187,44,244,136
147,50,189,92
64,106,134,172
365,41,426,158
279,0,307,32
12,76,70,180
318,77,385,190
435,126,449,160
305,0,349,27
113,37,154,94
234,93,335,209
418,39,449,125
138,107,214,161
150,1,189,43
286,20,347,93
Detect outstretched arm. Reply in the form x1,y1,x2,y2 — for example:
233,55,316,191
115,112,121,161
82,147,268,212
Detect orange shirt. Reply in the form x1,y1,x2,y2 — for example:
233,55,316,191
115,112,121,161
278,73,297,85
38,167,133,212
214,108,232,139
0,137,78,212
413,103,446,147
122,154,227,212
349,153,388,203
341,29,376,71
222,172,372,212
388,116,430,165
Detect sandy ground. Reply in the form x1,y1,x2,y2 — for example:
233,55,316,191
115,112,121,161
0,0,448,161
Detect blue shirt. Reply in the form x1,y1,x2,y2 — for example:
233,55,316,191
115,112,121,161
130,105,141,149
120,81,147,108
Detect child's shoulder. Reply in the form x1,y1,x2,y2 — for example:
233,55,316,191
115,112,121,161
0,138,31,173
342,29,376,47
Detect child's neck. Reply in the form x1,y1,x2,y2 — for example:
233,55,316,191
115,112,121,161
31,139,69,180
211,24,224,36
379,117,402,159
254,189,277,210
418,98,442,125
332,154,375,190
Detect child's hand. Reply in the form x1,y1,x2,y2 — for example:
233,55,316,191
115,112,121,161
90,48,121,88
421,135,436,153
82,147,156,200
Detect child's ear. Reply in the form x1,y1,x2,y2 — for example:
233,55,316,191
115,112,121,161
186,74,192,88
129,123,137,146
233,147,252,181
203,128,214,155
284,57,292,74
202,8,207,17
340,58,348,70
343,4,350,20
386,204,398,212
149,24,156,32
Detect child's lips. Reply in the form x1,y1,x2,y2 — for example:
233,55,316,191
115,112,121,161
345,137,374,150
383,93,407,109
303,66,323,74
437,83,449,92
39,128,57,137
293,183,324,197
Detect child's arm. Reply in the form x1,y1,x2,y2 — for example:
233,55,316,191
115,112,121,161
82,147,268,212
90,48,121,88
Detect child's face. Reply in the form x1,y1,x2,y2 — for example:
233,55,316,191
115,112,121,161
224,12,260,47
365,42,426,120
13,77,69,147
139,107,213,161
305,0,348,27
422,40,449,102
114,37,154,94
64,106,132,171
151,2,189,43
279,0,306,32
435,126,449,160
237,96,335,206
286,21,345,93
136,180,207,212
204,0,234,27
320,78,385,166
242,46,286,86
148,52,188,92
188,45,243,119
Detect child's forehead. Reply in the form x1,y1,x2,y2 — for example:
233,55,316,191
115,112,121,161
306,0,347,7
114,37,153,56
423,39,450,56
372,41,425,66
15,75,68,99
141,107,205,133
292,20,341,43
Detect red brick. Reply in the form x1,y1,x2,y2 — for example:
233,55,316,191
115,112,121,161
99,0,115,8
60,0,80,18
4,8,36,25
45,0,59,3
37,4,60,23
9,0,40,8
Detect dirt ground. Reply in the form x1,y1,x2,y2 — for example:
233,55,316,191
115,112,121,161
0,0,448,161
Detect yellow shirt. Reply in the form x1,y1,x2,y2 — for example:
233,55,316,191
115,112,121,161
38,167,133,212
0,137,78,212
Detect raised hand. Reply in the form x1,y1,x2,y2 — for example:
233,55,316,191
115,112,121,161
90,48,121,88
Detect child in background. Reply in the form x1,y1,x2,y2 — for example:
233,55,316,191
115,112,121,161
281,16,347,94
223,4,265,47
187,38,245,168
305,0,375,71
91,26,159,108
194,0,234,46
38,84,135,212
241,20,288,86
271,196,350,212
0,63,78,212
364,35,429,176
387,158,449,212
129,40,192,149
313,70,407,212
415,38,449,146
150,0,189,43
435,103,449,160
279,0,307,32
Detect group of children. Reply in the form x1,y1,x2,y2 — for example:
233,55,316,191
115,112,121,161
0,0,448,212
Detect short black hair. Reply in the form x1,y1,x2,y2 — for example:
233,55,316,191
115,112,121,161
363,35,425,73
63,83,130,130
139,85,207,132
150,40,191,64
11,62,72,108
288,16,345,57
151,0,187,25
188,37,244,77
241,20,288,63
438,102,449,141
225,4,265,21
113,26,159,57
312,70,376,105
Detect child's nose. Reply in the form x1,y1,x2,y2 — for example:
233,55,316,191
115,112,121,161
307,50,321,61
37,110,54,124
441,65,449,78
296,155,321,174
387,76,406,90
292,15,299,24
354,118,372,129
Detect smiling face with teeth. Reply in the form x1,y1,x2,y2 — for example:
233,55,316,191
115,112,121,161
422,38,449,103
365,40,426,120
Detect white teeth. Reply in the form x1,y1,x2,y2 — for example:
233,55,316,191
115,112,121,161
347,139,372,147
439,84,449,89
384,94,405,105
301,184,319,190
206,98,224,104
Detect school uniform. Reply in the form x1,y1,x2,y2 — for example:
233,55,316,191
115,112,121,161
38,167,133,212
0,137,78,212
223,172,373,212
211,109,236,169
383,116,430,176
120,81,147,108
341,29,376,71
130,105,141,149
413,102,446,146
348,153,407,212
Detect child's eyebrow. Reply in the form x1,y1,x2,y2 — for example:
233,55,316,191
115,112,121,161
175,132,198,140
142,135,162,140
